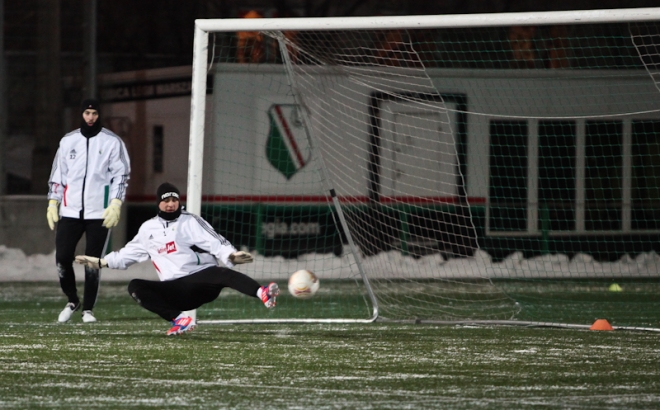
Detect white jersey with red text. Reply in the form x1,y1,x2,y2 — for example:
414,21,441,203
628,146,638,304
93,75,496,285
104,211,237,281
48,127,130,219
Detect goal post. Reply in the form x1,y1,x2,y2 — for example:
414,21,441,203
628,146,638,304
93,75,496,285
188,8,660,328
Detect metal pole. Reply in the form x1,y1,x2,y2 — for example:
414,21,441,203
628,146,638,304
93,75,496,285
32,0,62,194
83,0,97,98
0,0,7,195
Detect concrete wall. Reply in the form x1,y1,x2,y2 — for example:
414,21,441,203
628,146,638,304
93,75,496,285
0,195,127,256
0,196,55,255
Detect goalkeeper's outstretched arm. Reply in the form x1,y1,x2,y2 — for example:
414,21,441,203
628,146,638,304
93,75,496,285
75,255,107,270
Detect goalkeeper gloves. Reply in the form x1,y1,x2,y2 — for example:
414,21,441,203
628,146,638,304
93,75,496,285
229,251,254,264
102,198,123,228
46,200,60,230
75,255,108,269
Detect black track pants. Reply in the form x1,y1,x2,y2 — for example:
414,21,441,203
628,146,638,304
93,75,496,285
55,217,110,311
127,266,262,322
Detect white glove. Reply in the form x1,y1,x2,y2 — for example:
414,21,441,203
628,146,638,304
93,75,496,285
102,198,123,228
75,255,108,269
47,199,60,230
229,251,254,264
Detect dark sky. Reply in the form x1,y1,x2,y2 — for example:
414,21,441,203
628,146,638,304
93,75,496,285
5,0,660,73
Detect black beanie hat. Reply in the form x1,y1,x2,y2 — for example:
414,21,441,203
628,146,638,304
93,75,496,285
80,99,102,138
156,182,180,204
81,98,101,114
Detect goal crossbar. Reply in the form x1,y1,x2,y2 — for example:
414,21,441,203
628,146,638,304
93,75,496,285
194,8,660,32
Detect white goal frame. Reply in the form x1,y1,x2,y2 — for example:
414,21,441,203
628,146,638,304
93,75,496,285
187,8,660,326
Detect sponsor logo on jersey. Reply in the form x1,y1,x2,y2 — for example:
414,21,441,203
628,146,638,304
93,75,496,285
266,104,311,180
157,241,177,254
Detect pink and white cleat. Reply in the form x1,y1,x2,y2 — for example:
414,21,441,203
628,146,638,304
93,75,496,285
261,282,280,308
166,315,196,336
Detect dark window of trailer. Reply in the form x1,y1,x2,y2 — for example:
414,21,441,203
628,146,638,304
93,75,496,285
585,121,622,231
538,121,576,231
153,125,164,173
489,120,528,232
632,120,660,230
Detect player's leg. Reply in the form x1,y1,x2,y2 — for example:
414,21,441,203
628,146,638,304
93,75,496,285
80,220,110,319
127,278,204,336
127,268,278,335
127,267,263,320
127,278,199,321
55,217,86,321
127,268,236,318
188,266,261,297
188,267,279,308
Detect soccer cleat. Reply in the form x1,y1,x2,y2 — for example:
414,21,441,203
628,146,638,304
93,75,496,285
82,310,97,323
57,302,80,323
261,282,280,308
166,315,196,336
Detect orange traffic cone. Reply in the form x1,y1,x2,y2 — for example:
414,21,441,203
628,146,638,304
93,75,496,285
590,319,613,331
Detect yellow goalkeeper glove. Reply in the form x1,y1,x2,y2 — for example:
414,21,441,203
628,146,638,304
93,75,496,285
229,251,254,264
102,198,122,228
74,255,108,269
46,200,60,230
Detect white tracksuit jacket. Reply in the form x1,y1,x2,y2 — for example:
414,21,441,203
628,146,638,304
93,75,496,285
104,211,238,281
48,128,130,219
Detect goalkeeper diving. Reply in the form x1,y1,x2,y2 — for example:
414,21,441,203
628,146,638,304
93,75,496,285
75,182,280,336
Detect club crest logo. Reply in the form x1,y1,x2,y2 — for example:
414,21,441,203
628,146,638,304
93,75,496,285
266,104,311,180
69,149,77,160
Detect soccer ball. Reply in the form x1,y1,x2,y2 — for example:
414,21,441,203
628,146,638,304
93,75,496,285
288,269,320,299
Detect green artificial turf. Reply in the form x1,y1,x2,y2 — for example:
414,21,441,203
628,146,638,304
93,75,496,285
1,282,659,409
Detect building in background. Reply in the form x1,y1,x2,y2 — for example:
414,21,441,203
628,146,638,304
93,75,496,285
1,0,659,257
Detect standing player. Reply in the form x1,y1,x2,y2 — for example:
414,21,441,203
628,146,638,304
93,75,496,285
74,182,280,336
47,99,131,323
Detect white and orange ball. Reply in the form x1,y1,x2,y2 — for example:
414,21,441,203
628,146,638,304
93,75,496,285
288,269,320,299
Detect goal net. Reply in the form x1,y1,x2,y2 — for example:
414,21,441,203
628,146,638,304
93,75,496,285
189,9,660,328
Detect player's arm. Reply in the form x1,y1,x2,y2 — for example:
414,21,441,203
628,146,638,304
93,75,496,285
104,232,150,269
46,147,65,230
76,231,149,270
108,137,131,201
184,214,253,267
74,255,107,269
102,138,131,228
